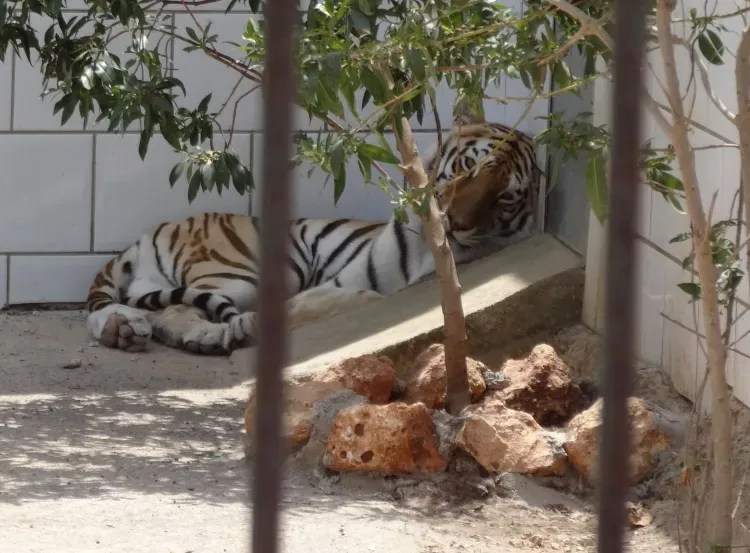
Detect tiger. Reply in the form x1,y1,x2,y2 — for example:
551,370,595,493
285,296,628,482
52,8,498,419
85,114,541,355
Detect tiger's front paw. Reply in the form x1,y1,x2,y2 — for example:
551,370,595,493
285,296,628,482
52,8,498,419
99,313,152,352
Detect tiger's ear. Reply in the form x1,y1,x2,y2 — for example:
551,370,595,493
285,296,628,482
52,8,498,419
453,98,485,126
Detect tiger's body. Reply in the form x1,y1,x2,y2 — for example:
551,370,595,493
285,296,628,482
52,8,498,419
86,118,541,355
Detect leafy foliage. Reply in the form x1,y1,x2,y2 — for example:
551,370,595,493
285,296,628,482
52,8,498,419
0,0,624,209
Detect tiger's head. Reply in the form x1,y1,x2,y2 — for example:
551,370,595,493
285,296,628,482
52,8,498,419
422,110,541,248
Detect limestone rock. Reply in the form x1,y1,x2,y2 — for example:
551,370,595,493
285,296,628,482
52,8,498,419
552,324,602,380
498,344,582,425
325,402,446,474
405,343,487,409
296,389,368,469
456,398,567,476
245,380,345,450
314,355,396,404
563,397,671,484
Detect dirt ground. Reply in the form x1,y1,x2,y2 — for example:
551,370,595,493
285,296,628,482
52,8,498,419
0,309,739,553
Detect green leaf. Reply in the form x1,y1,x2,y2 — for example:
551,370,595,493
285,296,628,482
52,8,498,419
60,95,78,126
188,168,202,203
669,232,691,244
677,282,702,300
322,52,343,84
359,143,399,164
333,166,346,205
357,151,372,183
698,30,725,65
406,49,426,81
201,161,215,191
80,66,95,90
330,138,345,178
227,154,251,194
215,154,231,190
659,172,684,191
585,155,609,223
138,128,152,160
186,26,199,42
169,160,188,187
197,93,212,112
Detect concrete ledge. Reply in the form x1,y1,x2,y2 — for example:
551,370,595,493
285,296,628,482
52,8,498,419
232,234,584,378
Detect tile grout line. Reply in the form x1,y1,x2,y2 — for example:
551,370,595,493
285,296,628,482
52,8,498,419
169,14,176,79
89,135,97,252
9,54,16,130
5,256,9,307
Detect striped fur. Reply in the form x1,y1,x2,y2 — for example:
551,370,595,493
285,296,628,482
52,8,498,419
86,119,542,355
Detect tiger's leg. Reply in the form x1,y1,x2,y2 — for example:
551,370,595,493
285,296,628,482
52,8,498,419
286,286,384,329
144,305,230,354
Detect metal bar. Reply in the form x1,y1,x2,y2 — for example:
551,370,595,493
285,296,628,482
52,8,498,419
597,0,648,552
250,0,297,551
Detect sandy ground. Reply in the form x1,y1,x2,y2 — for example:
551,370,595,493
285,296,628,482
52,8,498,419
0,310,684,553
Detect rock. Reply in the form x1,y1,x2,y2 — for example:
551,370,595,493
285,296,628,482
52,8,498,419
497,344,582,425
482,367,510,392
314,355,396,404
456,398,567,476
325,402,446,474
244,380,345,450
62,359,83,369
405,343,487,408
563,397,671,484
552,324,602,380
297,389,368,469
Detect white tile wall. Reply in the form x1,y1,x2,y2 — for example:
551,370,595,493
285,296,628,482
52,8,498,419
585,0,750,409
93,133,252,251
0,57,11,131
0,134,93,252
8,255,112,304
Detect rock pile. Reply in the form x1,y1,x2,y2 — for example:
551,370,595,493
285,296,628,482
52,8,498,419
243,342,675,483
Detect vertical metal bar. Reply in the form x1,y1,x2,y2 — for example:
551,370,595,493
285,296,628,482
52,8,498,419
250,0,296,552
597,0,648,552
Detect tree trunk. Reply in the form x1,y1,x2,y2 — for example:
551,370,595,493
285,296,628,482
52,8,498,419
392,119,471,415
655,1,733,548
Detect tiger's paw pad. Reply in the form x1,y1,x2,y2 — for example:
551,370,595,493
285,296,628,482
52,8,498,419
99,313,151,352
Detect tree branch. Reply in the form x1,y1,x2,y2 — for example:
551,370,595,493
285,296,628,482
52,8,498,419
655,0,733,549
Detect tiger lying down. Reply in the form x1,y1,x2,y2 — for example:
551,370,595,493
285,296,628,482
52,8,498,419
86,116,541,355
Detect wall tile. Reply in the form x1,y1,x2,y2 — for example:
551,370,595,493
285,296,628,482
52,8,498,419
8,254,112,304
0,255,7,308
251,132,440,222
93,133,252,251
635,242,667,367
0,134,93,252
0,57,11,130
735,356,750,409
13,50,86,131
662,318,700,406
12,14,87,131
172,14,322,132
13,13,172,131
252,133,395,221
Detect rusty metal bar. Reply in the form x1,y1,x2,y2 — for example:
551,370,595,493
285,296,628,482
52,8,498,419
597,0,648,552
250,0,297,551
